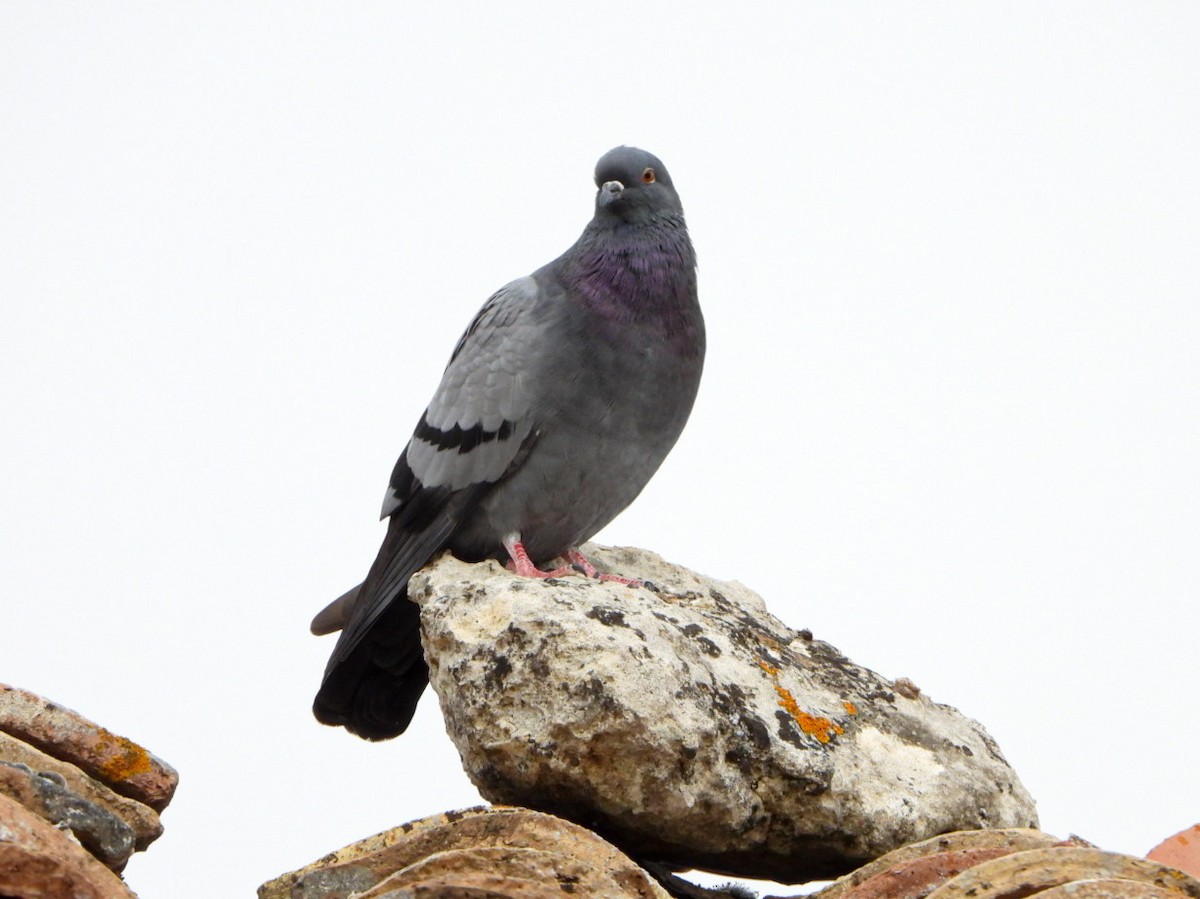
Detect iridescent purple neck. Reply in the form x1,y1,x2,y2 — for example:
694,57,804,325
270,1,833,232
564,216,700,351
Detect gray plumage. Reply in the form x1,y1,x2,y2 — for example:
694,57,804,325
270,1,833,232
313,146,705,740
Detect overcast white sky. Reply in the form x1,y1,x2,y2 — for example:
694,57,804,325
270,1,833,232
2,4,1198,897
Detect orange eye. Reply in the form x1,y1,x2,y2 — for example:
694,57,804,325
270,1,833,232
641,167,656,183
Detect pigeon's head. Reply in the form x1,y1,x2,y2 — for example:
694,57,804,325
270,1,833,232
593,146,683,224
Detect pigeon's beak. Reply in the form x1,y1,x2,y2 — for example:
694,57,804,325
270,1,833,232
598,180,625,207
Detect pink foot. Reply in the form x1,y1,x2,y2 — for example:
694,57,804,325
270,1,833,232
564,548,644,587
502,537,643,586
503,535,574,578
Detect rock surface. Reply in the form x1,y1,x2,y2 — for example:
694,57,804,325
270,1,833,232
258,805,670,899
411,545,1039,883
0,793,137,899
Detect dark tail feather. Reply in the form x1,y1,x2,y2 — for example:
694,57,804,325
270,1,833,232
312,594,429,740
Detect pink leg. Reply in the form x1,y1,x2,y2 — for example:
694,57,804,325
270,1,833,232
503,535,575,579
502,536,642,586
564,548,644,587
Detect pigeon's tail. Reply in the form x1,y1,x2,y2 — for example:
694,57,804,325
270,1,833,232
312,591,429,740
312,496,467,740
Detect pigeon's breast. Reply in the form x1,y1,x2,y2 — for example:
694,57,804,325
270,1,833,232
450,256,704,563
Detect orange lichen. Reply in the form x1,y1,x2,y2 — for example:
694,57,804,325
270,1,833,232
772,683,843,743
95,729,153,782
757,634,786,654
843,701,858,716
757,656,845,743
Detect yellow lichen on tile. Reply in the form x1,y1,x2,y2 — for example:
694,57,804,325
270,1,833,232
95,729,153,781
843,701,858,716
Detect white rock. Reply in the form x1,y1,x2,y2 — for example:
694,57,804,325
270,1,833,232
411,545,1038,884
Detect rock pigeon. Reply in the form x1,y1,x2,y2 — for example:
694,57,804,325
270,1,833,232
312,146,705,740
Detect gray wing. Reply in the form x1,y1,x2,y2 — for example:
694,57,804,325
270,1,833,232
325,275,545,663
314,276,550,738
380,275,543,519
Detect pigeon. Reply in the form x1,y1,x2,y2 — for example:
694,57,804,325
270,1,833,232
312,146,705,740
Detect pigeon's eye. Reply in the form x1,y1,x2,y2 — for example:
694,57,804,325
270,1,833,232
641,167,656,184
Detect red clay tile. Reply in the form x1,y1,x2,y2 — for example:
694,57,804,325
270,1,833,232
0,793,136,898
0,730,163,850
925,847,1200,898
1038,880,1190,898
0,684,177,811
1149,825,1200,880
838,847,1017,899
814,829,1064,899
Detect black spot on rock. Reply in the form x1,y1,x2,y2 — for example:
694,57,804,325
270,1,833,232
586,606,628,627
775,709,807,749
570,676,619,713
743,713,771,751
724,745,754,775
485,655,512,689
696,636,722,657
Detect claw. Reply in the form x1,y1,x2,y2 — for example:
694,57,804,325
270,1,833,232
503,534,574,578
565,548,644,587
502,536,643,586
